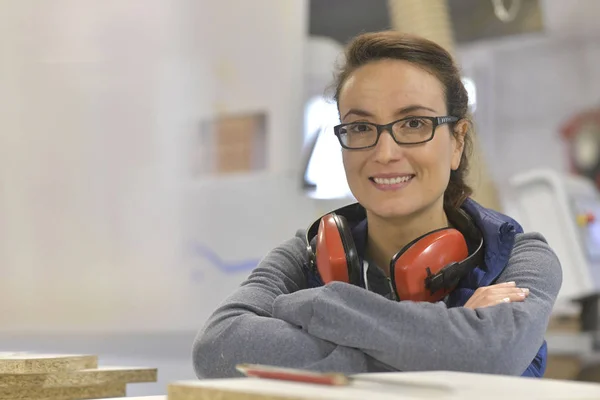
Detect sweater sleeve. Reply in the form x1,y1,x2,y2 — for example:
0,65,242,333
272,232,562,375
192,231,394,378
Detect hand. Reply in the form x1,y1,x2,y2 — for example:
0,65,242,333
464,281,529,310
272,288,322,330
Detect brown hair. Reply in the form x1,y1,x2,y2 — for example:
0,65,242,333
332,31,473,210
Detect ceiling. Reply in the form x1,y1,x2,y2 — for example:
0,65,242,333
308,0,391,45
309,0,544,45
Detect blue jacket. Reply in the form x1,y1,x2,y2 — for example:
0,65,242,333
306,198,546,377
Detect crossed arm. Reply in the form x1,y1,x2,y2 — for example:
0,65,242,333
192,233,394,378
193,231,561,378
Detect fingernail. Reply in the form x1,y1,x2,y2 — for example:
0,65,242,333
507,281,516,285
502,297,510,303
518,292,526,297
521,288,529,294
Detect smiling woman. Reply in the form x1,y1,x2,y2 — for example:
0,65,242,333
330,33,473,272
192,30,562,380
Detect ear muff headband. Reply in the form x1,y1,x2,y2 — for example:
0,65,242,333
306,203,366,247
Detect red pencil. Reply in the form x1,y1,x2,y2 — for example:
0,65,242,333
236,364,349,386
236,363,452,393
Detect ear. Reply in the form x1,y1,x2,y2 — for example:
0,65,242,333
451,119,469,171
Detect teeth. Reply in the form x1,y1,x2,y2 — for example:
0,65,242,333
373,176,412,185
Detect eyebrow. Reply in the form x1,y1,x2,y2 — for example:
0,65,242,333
342,104,438,121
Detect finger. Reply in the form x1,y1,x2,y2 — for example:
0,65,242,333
466,285,529,309
472,291,529,308
494,292,529,305
474,282,517,294
491,281,517,287
485,287,530,296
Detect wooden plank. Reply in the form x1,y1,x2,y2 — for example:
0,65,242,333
0,366,157,388
88,397,165,400
0,353,97,374
167,371,600,400
0,353,157,399
0,382,126,400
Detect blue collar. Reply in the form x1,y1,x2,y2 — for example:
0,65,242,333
461,198,523,273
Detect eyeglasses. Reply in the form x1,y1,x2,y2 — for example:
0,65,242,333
333,116,459,150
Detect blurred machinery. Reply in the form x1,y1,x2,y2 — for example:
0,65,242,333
507,169,600,317
561,107,600,190
506,168,600,380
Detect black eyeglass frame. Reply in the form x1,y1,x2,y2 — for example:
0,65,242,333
333,115,460,150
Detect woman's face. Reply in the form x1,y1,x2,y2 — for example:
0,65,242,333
338,59,466,220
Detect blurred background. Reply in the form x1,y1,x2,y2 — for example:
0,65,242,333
2,0,600,395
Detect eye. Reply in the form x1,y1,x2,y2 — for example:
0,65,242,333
404,118,425,129
351,123,370,132
343,123,373,134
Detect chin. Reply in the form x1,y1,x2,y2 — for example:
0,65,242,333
363,197,423,220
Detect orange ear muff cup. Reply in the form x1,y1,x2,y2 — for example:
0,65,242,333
315,214,361,285
391,229,469,302
316,215,349,283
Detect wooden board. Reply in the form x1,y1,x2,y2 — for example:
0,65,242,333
89,397,165,400
0,353,97,374
0,366,157,387
0,382,125,400
0,353,156,400
167,371,600,400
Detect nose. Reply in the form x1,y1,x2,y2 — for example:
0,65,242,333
373,129,403,164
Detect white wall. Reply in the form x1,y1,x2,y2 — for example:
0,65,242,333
0,0,317,394
541,0,600,37
1,0,181,332
0,0,314,334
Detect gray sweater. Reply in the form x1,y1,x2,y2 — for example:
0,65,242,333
192,229,562,378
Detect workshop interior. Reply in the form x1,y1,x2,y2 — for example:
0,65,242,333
3,0,600,398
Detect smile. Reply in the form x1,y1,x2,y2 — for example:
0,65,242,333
369,175,415,191
371,176,413,185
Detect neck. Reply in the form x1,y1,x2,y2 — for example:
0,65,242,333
365,200,449,276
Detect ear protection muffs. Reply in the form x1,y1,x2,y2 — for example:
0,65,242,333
306,203,484,303
306,203,365,287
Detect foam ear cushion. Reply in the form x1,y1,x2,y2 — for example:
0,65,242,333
390,228,469,302
315,213,361,285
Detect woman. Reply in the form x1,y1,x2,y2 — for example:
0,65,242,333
192,31,562,379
